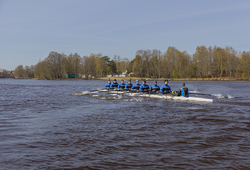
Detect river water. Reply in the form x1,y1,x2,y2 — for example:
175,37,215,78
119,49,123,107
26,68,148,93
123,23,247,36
0,79,249,169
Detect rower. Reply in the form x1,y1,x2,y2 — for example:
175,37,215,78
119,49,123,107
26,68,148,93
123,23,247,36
177,82,189,97
125,80,133,91
160,80,171,94
118,80,126,91
131,80,141,92
110,79,118,90
139,81,150,92
151,80,160,93
104,79,111,90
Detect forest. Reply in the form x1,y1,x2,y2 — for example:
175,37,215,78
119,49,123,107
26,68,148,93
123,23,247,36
13,45,250,79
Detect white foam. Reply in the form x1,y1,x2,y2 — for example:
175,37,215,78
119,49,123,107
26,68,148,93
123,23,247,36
82,91,98,94
130,97,143,101
82,91,90,94
213,94,225,98
189,91,199,93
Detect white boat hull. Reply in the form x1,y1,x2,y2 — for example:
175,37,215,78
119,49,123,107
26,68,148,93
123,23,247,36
99,90,213,102
130,93,213,102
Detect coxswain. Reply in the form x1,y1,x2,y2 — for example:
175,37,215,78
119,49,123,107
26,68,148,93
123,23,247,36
177,82,189,97
139,81,150,92
118,80,126,91
131,80,141,92
151,80,160,93
104,79,111,90
110,79,118,89
160,80,171,94
125,80,133,91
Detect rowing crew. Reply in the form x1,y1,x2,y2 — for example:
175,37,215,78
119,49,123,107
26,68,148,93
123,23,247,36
104,79,189,97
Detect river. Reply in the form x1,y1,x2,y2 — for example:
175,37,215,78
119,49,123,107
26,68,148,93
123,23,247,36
0,79,249,169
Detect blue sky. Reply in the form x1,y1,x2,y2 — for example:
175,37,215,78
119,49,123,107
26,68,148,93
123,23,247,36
1,0,250,70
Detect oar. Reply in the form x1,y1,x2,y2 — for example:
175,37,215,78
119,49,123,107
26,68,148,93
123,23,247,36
189,92,212,96
96,88,108,92
98,88,122,92
90,89,103,92
107,90,130,95
171,90,212,96
82,89,105,94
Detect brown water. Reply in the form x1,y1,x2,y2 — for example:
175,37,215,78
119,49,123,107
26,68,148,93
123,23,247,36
0,79,249,169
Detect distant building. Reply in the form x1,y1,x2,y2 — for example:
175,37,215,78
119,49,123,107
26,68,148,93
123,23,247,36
66,74,77,78
119,74,126,77
106,72,128,78
120,71,127,77
128,72,133,77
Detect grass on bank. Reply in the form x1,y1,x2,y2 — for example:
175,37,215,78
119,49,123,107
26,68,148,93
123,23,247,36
28,77,250,81
97,77,250,81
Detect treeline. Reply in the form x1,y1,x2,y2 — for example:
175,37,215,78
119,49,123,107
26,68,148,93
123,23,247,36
13,65,34,78
14,45,250,79
0,69,14,78
129,46,250,78
14,52,130,79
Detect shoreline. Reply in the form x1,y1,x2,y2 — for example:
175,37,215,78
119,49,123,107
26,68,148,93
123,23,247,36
96,77,250,81
5,77,249,81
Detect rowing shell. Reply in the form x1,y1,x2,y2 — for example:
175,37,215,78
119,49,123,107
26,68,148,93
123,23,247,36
98,90,213,102
129,93,213,102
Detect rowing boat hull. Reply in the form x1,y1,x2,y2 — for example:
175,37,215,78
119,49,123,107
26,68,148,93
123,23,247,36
99,90,213,102
129,93,213,102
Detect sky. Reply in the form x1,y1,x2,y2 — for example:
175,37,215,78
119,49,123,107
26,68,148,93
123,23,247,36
0,0,250,70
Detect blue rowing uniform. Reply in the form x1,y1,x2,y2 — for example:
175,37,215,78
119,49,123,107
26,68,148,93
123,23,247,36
118,83,126,90
160,85,171,94
125,83,133,91
151,85,160,92
104,83,111,89
110,83,118,89
178,86,189,97
131,83,141,91
139,84,150,92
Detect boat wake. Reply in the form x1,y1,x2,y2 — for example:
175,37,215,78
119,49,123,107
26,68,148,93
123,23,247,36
124,97,144,102
189,91,199,93
101,97,119,100
101,95,123,100
129,97,144,101
82,91,98,94
213,94,225,98
227,94,234,98
212,94,234,99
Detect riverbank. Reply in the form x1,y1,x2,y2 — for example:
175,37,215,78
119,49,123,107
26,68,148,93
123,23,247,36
97,77,250,81
29,77,250,81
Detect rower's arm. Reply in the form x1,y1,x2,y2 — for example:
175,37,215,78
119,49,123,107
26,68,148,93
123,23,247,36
131,85,135,91
139,85,143,91
160,86,163,93
177,89,182,96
